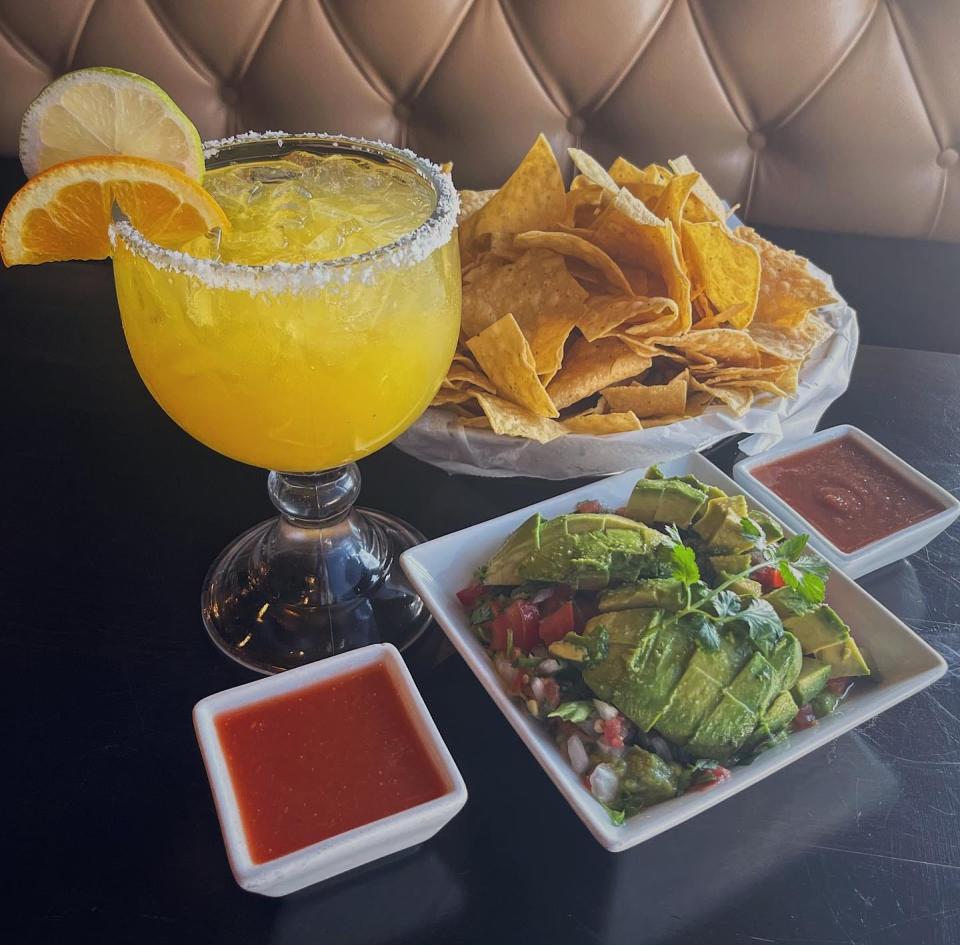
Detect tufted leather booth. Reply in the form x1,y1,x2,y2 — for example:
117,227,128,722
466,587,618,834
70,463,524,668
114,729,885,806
0,0,959,242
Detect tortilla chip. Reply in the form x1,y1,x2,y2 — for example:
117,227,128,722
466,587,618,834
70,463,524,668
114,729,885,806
688,376,754,415
563,411,643,434
467,314,559,417
431,388,479,407
577,295,678,342
588,190,692,332
653,172,699,232
748,313,833,361
601,370,688,418
472,135,566,239
474,393,566,443
652,329,761,367
681,221,760,328
514,230,633,295
461,249,588,341
525,310,578,383
566,185,605,228
736,226,836,326
609,157,668,187
669,155,729,223
444,364,498,393
547,336,652,409
569,148,618,192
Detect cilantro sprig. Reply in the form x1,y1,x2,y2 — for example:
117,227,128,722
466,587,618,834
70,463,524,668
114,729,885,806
662,516,827,651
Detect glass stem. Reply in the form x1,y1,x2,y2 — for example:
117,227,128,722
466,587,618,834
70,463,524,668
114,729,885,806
268,464,362,526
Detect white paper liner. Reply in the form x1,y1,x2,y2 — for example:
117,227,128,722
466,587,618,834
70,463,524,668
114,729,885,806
395,258,858,479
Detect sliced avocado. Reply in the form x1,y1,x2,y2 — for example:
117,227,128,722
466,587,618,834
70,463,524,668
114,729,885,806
812,689,841,717
655,633,753,744
617,746,681,810
693,495,752,552
519,516,666,590
792,656,831,705
624,479,664,524
763,690,799,733
727,577,762,598
547,625,610,666
752,511,784,543
812,638,870,678
598,579,684,613
784,605,850,653
710,553,752,576
768,631,803,694
764,586,816,619
484,513,541,585
656,481,707,526
686,651,780,760
625,479,707,527
676,474,726,503
743,690,798,753
583,617,694,732
575,610,661,694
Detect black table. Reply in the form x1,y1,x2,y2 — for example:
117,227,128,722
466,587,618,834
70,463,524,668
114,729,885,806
3,269,960,945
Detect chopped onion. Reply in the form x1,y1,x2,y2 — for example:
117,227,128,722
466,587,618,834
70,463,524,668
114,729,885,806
589,763,620,804
530,676,546,702
593,699,618,720
567,735,589,775
496,659,515,684
538,658,561,675
529,587,553,604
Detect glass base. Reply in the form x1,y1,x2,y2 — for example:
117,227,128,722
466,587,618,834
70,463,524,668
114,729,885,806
201,466,432,674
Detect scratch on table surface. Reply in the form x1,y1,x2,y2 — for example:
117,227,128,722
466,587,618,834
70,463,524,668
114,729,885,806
799,843,960,872
919,546,960,594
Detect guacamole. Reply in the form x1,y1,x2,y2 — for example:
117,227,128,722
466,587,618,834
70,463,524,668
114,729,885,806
457,467,869,825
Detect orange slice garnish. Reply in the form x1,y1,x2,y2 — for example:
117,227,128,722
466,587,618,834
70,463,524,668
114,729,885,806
1,155,228,266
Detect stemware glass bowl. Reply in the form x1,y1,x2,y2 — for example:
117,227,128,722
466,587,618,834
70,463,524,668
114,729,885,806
109,132,461,673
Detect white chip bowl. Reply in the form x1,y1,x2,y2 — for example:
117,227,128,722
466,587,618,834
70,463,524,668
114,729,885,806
400,452,945,852
733,425,960,579
194,644,467,896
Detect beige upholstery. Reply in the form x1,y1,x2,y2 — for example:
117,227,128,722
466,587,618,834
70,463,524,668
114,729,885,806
1,0,958,240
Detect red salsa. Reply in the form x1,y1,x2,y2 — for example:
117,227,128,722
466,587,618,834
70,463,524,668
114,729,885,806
216,662,447,864
754,436,943,553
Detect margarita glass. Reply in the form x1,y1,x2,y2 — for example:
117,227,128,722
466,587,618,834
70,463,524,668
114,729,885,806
110,133,460,673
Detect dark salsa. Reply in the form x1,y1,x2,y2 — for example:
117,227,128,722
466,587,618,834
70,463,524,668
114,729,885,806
753,435,944,553
457,469,870,824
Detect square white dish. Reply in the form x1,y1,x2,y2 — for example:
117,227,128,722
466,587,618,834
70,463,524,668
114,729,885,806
400,452,946,852
194,643,467,896
733,425,960,579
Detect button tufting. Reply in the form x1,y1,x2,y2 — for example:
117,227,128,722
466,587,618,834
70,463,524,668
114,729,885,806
393,102,412,122
221,87,239,107
937,148,959,169
747,131,767,151
567,115,586,137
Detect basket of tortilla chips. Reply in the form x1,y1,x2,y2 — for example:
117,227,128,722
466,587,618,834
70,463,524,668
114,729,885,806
395,136,857,478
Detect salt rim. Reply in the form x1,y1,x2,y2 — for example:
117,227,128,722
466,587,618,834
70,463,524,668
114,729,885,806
108,131,459,295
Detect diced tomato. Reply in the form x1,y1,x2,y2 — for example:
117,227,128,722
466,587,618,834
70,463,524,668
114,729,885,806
601,717,626,749
456,583,487,608
576,499,603,514
690,765,731,792
615,506,630,517
792,704,818,730
541,678,561,710
753,565,786,593
539,600,576,645
489,613,511,653
827,676,851,695
493,599,539,652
